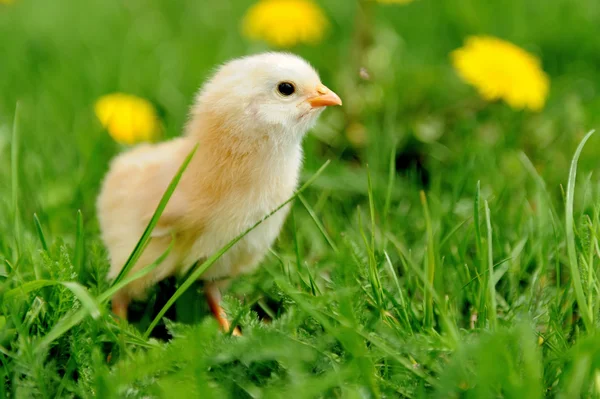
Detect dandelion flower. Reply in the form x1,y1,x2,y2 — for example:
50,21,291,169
242,0,328,48
95,93,160,145
375,0,414,4
451,36,549,111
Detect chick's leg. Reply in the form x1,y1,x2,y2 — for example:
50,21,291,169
111,291,130,321
204,282,241,336
108,238,177,322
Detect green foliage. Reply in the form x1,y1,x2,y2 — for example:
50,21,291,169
2,0,600,397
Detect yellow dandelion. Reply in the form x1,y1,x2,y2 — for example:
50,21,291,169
95,93,160,145
242,0,328,48
451,36,549,111
375,0,414,4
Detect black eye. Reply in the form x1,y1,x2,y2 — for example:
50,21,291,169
277,82,295,96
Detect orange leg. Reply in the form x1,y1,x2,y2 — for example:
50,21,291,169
108,292,130,363
111,292,130,321
204,282,241,336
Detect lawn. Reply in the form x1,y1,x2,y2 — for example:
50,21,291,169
2,0,600,397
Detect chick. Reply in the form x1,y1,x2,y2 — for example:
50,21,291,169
97,52,341,333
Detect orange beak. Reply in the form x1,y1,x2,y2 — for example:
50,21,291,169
308,84,342,108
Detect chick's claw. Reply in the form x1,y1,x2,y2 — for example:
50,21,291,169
205,283,242,336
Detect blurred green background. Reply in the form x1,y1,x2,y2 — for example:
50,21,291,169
2,0,600,226
2,0,600,397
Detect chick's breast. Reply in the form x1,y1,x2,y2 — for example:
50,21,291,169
181,201,292,281
178,148,303,280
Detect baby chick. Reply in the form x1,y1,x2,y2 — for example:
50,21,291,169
97,52,341,333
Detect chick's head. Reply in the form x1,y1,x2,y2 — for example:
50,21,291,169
194,52,341,142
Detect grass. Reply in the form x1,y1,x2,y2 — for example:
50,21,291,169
3,0,600,397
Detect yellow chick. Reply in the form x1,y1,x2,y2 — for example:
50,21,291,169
97,52,342,333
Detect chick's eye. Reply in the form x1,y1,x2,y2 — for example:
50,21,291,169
277,82,295,96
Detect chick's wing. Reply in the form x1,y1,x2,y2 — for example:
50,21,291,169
98,138,191,243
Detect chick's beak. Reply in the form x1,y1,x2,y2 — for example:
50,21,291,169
308,84,342,108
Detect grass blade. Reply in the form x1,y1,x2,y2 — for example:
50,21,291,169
388,233,459,345
358,207,383,309
484,200,497,330
264,264,435,385
143,160,330,338
36,239,174,351
366,164,377,250
36,310,87,353
73,210,84,276
382,145,396,236
474,181,486,324
297,194,338,253
4,280,62,300
474,181,482,256
5,280,101,319
565,129,595,331
383,251,412,333
420,190,436,328
363,166,384,308
33,213,49,252
519,151,560,221
290,210,304,277
11,102,21,260
98,236,174,303
111,144,198,286
60,282,103,319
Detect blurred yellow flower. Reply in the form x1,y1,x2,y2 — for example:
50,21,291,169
0,0,14,4
242,0,328,47
95,93,160,145
375,0,414,4
451,36,549,111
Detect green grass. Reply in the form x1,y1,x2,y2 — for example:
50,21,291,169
3,0,600,397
